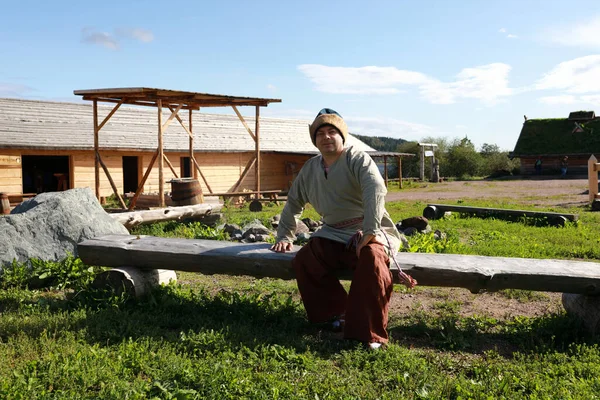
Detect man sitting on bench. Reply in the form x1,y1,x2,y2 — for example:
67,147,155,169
271,108,416,350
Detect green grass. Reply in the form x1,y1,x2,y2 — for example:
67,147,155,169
3,193,600,398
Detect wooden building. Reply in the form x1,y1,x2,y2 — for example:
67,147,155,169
512,111,600,175
0,95,377,205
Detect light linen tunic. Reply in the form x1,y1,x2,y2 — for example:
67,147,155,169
276,146,402,254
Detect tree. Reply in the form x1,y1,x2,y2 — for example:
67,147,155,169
445,137,482,178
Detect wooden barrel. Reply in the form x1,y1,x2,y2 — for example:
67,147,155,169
0,193,10,214
169,178,203,206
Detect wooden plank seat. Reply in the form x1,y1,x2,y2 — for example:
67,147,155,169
78,234,600,296
423,203,578,226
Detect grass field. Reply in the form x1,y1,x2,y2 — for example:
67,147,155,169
2,182,600,399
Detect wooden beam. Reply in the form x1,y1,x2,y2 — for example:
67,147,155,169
383,155,388,187
97,154,127,209
398,156,403,189
168,105,194,139
158,100,165,208
78,235,600,295
128,151,159,210
423,203,578,225
110,203,222,229
589,155,598,202
255,106,261,194
97,100,123,132
232,105,256,141
190,109,197,180
163,154,179,178
231,155,256,193
190,157,211,195
162,103,183,132
93,101,100,200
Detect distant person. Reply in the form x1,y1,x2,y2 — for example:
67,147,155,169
561,156,569,177
534,158,542,175
270,108,416,350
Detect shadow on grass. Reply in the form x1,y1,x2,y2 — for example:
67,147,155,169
389,311,598,357
2,285,598,358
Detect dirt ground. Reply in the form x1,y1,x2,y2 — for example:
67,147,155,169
386,176,591,207
386,177,591,324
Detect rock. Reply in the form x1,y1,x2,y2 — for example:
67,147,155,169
271,214,280,228
221,223,242,236
0,188,129,270
592,200,600,212
434,230,447,240
399,234,409,249
301,217,320,232
255,234,267,242
296,232,311,243
242,219,271,239
402,227,418,236
295,219,310,235
246,233,256,243
421,225,432,234
231,233,243,241
400,216,429,231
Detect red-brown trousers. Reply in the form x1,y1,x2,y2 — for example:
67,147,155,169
292,237,393,344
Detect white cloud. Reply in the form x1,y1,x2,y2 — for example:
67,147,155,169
499,28,506,33
81,28,118,50
82,27,154,50
0,82,35,97
538,95,577,105
266,84,277,92
498,27,518,39
298,63,513,106
535,55,600,93
544,15,600,48
507,34,518,39
116,27,154,43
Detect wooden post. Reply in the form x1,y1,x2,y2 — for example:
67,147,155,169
158,100,165,208
383,155,388,187
398,156,403,189
190,109,197,180
128,151,158,210
589,155,598,202
97,154,127,208
255,106,261,195
93,100,100,200
419,145,425,181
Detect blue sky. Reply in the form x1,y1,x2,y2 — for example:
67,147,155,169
2,0,600,151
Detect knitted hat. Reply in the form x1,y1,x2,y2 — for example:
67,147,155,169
309,108,348,146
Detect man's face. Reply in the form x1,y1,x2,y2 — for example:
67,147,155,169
315,125,344,156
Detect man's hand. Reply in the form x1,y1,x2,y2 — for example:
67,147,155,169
356,233,384,258
271,241,293,253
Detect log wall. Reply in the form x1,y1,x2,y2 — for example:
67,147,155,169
0,149,312,197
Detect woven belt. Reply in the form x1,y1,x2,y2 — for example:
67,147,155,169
327,216,364,229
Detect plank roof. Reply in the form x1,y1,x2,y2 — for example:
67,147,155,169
0,98,375,154
73,87,281,109
512,115,600,157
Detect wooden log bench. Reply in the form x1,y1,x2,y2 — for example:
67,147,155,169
423,203,578,227
77,235,600,333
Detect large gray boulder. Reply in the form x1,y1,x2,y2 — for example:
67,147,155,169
0,188,129,269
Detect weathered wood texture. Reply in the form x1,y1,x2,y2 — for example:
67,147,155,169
423,203,578,225
109,204,223,229
92,267,177,297
78,235,600,295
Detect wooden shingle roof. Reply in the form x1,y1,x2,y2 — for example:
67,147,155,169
0,98,375,153
512,116,600,157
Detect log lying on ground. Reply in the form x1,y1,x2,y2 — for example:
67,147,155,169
78,235,600,295
109,203,222,229
423,203,578,226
